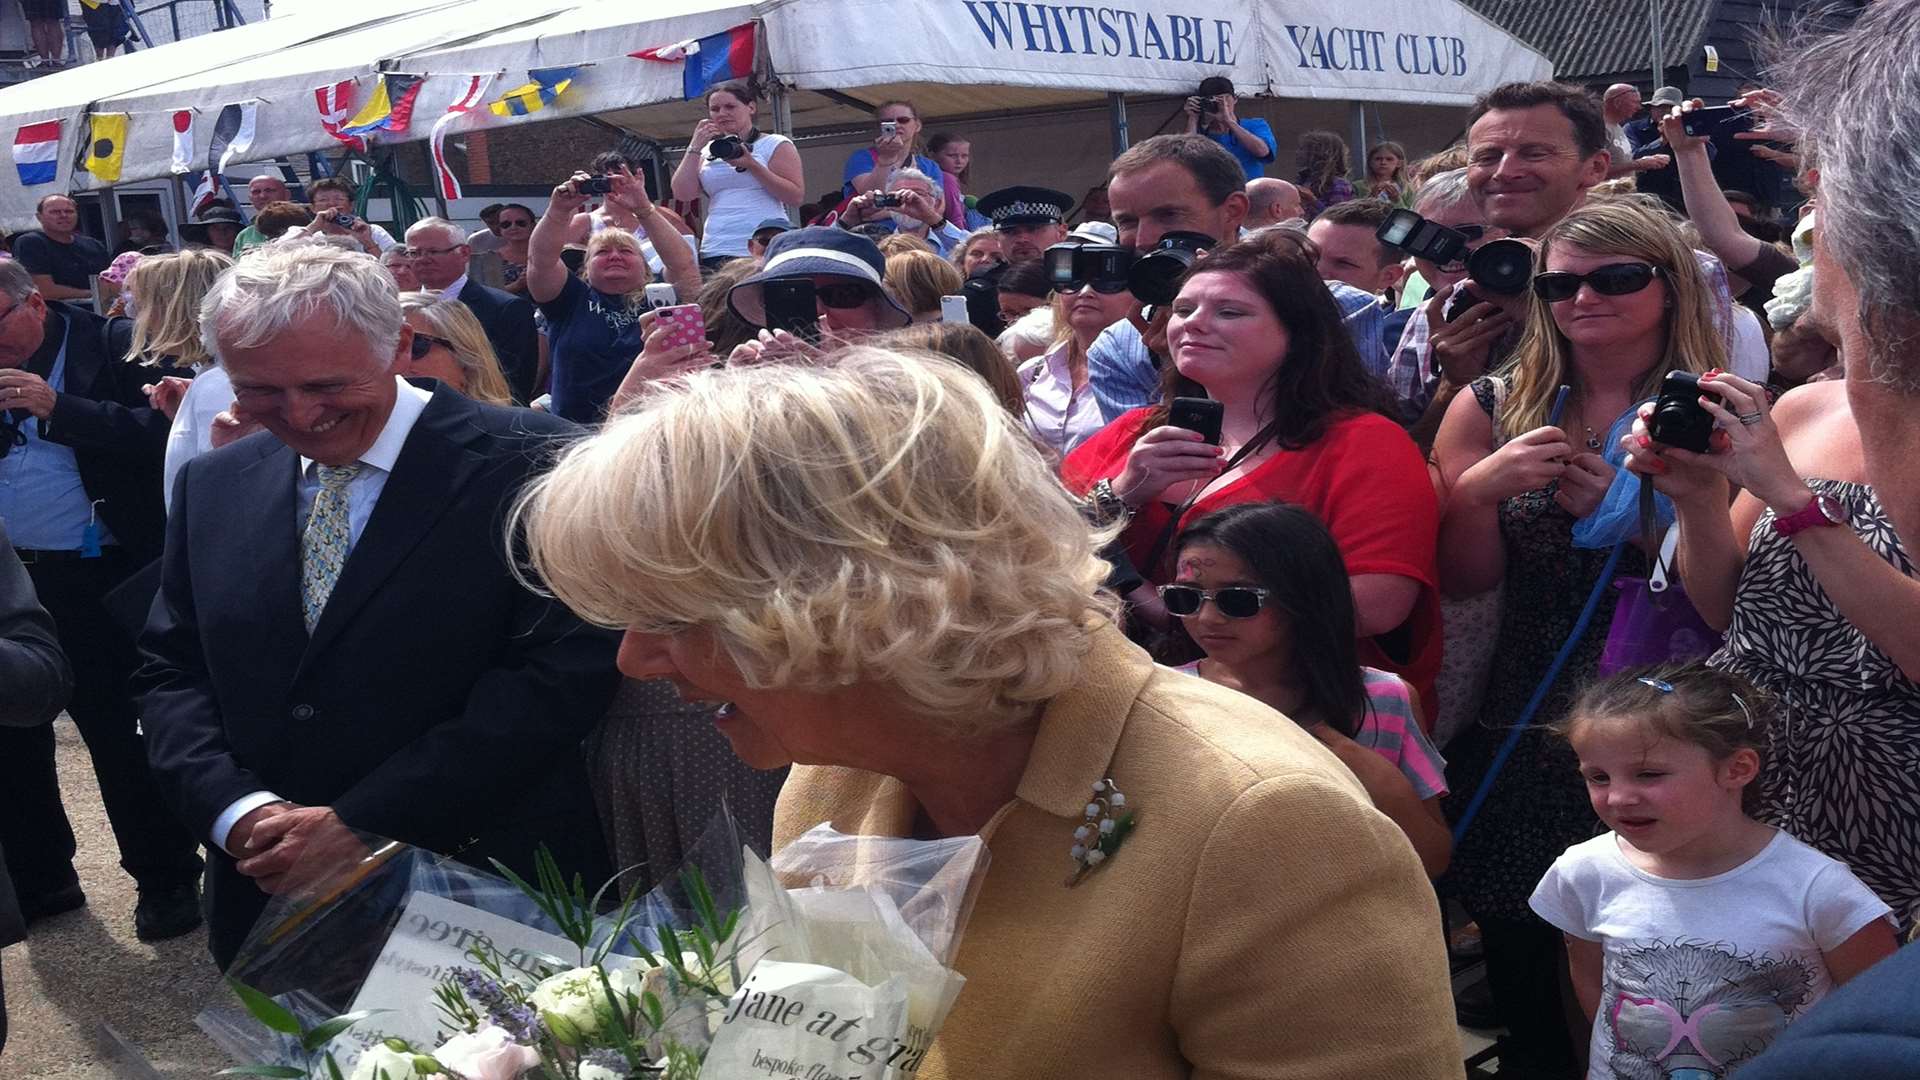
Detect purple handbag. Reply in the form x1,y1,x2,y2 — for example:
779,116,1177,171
1597,525,1724,675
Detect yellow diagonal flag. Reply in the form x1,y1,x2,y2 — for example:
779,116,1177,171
81,112,128,182
342,78,395,133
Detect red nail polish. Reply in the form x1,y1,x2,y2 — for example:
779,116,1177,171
1637,434,1652,447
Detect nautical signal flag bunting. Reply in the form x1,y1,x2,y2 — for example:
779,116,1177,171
490,67,577,117
80,112,128,182
341,74,425,138
631,23,755,100
13,120,60,186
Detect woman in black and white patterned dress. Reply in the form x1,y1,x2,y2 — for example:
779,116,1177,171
1626,373,1920,927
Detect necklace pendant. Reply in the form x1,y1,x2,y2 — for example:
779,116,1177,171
1587,435,1603,451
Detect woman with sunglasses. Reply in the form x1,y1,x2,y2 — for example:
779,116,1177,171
397,293,515,406
1020,253,1133,458
1429,197,1722,1076
1062,238,1442,713
490,203,536,297
1168,503,1452,875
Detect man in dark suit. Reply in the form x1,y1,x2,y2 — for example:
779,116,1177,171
0,260,205,943
402,217,540,403
138,241,618,969
0,525,72,1054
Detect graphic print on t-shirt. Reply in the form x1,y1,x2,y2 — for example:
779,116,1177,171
1604,939,1813,1078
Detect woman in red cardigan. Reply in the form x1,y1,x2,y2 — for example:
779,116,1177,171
1064,236,1443,715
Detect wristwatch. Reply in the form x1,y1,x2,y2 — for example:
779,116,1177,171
1087,478,1131,525
1771,491,1847,537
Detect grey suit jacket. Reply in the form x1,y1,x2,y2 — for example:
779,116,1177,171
0,521,74,947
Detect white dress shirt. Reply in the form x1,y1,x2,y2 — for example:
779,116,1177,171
438,272,470,302
162,363,227,513
208,378,433,855
1019,340,1108,458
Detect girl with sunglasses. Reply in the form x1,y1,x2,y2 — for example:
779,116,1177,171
1019,258,1135,458
490,203,536,297
1168,503,1453,876
1429,197,1723,1073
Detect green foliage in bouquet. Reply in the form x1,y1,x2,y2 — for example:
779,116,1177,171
225,845,749,1080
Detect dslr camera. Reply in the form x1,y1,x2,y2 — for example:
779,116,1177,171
709,134,746,162
1128,231,1212,305
1190,95,1221,115
1647,371,1717,453
1377,209,1472,267
1044,242,1132,296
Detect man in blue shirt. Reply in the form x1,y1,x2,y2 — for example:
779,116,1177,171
0,261,204,944
1185,77,1277,181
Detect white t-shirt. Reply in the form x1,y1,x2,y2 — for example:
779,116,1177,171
698,132,794,259
162,364,230,513
1530,829,1891,1079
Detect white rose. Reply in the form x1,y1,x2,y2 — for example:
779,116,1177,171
347,1044,421,1080
528,965,645,1038
433,1025,541,1080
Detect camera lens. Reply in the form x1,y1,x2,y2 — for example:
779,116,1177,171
1466,238,1535,296
1127,232,1213,305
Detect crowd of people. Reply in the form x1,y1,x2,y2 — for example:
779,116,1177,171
4,4,1920,1075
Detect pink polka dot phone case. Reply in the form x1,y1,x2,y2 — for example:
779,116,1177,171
657,304,706,348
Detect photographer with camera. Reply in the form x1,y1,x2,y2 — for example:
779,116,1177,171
1429,198,1725,1076
724,227,912,362
1658,98,1799,306
843,100,968,230
838,169,969,257
1182,76,1276,182
567,151,701,280
530,169,701,421
670,80,804,269
299,177,396,256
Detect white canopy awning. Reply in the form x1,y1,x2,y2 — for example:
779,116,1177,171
0,0,1551,227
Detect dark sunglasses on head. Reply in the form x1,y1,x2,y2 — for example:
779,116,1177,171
1157,584,1271,619
815,281,876,309
1531,263,1664,302
409,333,455,361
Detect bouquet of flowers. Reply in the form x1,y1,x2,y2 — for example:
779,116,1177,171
204,811,986,1080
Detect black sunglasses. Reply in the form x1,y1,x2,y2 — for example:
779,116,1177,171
1157,584,1271,620
409,333,455,361
1531,263,1664,302
815,282,876,309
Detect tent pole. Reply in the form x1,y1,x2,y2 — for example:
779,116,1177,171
169,175,191,247
1108,92,1129,158
98,186,120,252
770,82,793,136
1648,0,1667,87
1348,102,1367,168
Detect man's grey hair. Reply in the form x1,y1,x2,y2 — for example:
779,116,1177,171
1777,2,1920,390
1412,169,1473,216
0,260,36,302
200,240,403,369
404,216,465,247
886,168,937,194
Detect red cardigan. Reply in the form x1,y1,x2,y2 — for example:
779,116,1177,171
1064,408,1444,718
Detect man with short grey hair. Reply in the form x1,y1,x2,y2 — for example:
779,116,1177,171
138,243,618,968
404,217,539,401
838,168,969,255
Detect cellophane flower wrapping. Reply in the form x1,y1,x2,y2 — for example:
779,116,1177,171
201,809,987,1080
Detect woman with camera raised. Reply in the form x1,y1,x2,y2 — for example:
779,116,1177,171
1061,233,1442,713
530,168,701,422
1623,341,1920,931
1429,198,1720,1075
671,80,804,270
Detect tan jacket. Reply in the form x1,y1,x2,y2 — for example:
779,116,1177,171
774,622,1463,1079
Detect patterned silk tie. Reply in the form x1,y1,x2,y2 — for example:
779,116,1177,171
301,462,363,632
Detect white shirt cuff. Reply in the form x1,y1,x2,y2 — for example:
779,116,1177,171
211,790,285,855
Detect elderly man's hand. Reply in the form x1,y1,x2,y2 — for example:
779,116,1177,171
235,805,368,896
0,370,56,419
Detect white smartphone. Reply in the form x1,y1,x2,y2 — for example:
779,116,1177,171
940,295,969,324
644,282,678,309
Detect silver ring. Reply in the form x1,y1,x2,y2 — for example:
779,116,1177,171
1738,411,1764,427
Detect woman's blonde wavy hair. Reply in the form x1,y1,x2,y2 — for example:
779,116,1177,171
514,347,1118,736
1500,198,1727,435
125,248,232,367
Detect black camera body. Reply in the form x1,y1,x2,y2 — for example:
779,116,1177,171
1376,209,1471,267
872,193,904,208
331,211,356,227
1648,370,1716,453
1044,242,1133,294
1465,238,1534,296
575,176,614,196
1195,95,1221,114
709,135,746,162
1129,231,1213,305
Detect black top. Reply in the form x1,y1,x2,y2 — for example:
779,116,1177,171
12,230,112,290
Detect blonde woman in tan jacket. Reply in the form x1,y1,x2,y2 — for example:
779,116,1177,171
517,347,1462,1079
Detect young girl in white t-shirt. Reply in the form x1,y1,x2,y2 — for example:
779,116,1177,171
1530,662,1896,1079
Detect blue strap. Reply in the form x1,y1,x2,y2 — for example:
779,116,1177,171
1451,541,1627,843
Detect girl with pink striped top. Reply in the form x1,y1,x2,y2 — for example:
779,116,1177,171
1167,502,1452,875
